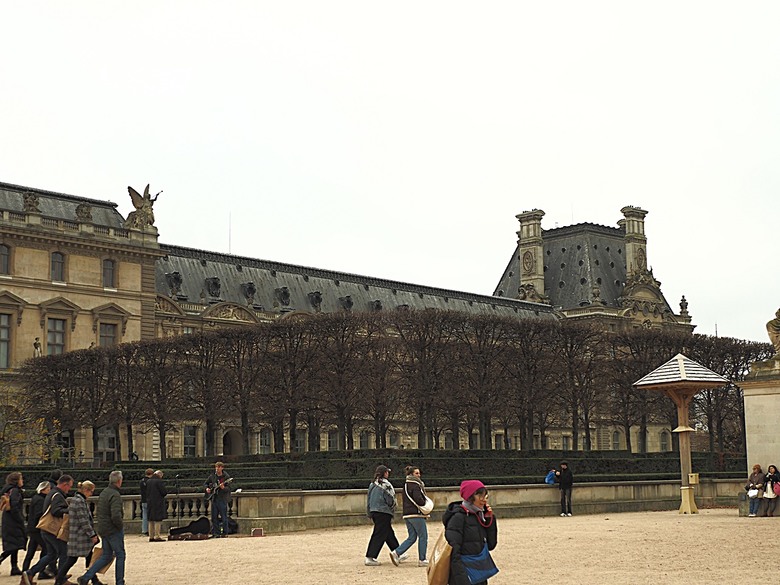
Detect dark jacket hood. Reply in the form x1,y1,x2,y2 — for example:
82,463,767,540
442,500,465,526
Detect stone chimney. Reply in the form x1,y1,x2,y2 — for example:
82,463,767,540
516,209,546,299
620,206,648,277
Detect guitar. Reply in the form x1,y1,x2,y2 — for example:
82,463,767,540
205,477,233,501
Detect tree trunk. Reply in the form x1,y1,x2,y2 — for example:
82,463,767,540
623,422,632,453
346,418,355,450
288,408,299,452
158,424,167,460
114,424,123,461
241,410,251,455
571,405,580,451
450,415,460,450
92,425,100,460
273,418,285,453
205,418,216,457
125,422,134,459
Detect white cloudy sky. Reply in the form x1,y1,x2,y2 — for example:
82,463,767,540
2,2,778,342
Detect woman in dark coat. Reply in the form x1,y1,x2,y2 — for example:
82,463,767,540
0,471,27,576
443,480,498,585
146,470,168,542
22,482,50,579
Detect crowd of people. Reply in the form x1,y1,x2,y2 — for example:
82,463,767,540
745,463,780,517
0,469,126,585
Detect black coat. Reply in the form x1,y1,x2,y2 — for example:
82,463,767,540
556,468,574,489
443,502,498,585
1,484,27,552
146,477,168,522
26,492,46,534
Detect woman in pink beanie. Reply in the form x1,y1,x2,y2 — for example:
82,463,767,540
441,480,498,585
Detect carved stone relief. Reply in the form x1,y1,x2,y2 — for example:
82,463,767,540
23,193,40,213
370,300,382,311
274,287,291,306
241,282,257,305
339,296,353,311
75,203,93,222
165,272,183,297
205,277,221,298
308,291,322,312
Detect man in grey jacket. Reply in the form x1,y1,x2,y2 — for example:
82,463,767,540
77,470,125,585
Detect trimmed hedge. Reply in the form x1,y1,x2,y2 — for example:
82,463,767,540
2,449,746,494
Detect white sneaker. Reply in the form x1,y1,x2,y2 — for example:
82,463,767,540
749,513,757,517
418,560,429,567
567,513,572,517
365,557,381,566
560,513,566,517
389,550,400,566
398,552,409,563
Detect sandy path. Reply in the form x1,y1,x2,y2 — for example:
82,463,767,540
0,508,763,585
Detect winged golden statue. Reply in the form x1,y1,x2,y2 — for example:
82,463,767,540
125,184,162,229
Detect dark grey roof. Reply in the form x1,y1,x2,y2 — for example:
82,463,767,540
634,353,729,387
158,243,558,320
0,181,125,228
494,222,630,309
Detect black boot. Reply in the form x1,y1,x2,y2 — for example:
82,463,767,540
11,566,23,576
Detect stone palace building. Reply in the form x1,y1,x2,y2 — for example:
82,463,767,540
0,181,693,462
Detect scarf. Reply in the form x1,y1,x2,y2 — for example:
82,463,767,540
405,475,426,489
461,500,494,527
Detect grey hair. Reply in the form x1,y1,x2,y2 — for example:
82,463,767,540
108,470,123,486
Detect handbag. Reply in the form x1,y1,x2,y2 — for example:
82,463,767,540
427,530,452,585
36,507,63,536
460,542,499,585
545,470,556,485
773,482,780,496
748,488,759,498
56,514,70,541
405,484,434,515
88,545,114,575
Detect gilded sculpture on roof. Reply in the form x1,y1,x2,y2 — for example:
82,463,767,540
125,184,162,229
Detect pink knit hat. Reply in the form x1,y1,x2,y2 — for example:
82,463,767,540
460,480,486,501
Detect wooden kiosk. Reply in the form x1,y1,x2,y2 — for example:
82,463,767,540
634,354,728,514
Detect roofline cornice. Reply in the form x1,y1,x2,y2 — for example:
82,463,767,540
0,181,119,209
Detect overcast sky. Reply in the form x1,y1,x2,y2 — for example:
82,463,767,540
2,2,778,342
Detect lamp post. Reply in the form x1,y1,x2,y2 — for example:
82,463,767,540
634,353,728,514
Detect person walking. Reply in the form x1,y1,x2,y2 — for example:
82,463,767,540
139,469,153,537
746,464,765,517
763,464,780,517
204,462,232,538
76,470,125,585
146,471,167,542
364,465,400,567
443,480,499,585
22,474,73,585
22,482,50,580
57,481,103,585
0,472,27,576
391,466,429,567
555,461,574,516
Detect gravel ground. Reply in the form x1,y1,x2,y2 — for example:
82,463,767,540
0,508,760,585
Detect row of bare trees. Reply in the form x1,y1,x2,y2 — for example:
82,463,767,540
14,310,772,460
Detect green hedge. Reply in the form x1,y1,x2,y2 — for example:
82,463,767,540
2,449,746,495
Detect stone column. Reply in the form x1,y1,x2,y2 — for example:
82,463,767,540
742,358,780,472
620,205,648,276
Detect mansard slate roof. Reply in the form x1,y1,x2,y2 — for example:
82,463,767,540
494,222,671,312
0,181,125,228
157,244,557,319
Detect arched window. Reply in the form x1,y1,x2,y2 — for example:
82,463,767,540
612,431,621,451
51,252,65,281
0,244,9,275
660,431,670,452
102,259,116,288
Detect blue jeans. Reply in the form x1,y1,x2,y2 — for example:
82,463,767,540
395,517,428,561
749,496,761,515
141,502,148,533
25,532,64,578
81,530,125,585
211,499,229,536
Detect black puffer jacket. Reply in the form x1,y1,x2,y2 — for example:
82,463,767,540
26,492,46,534
442,502,498,585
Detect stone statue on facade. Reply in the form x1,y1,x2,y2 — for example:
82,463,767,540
125,184,162,229
767,308,780,356
33,337,42,357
